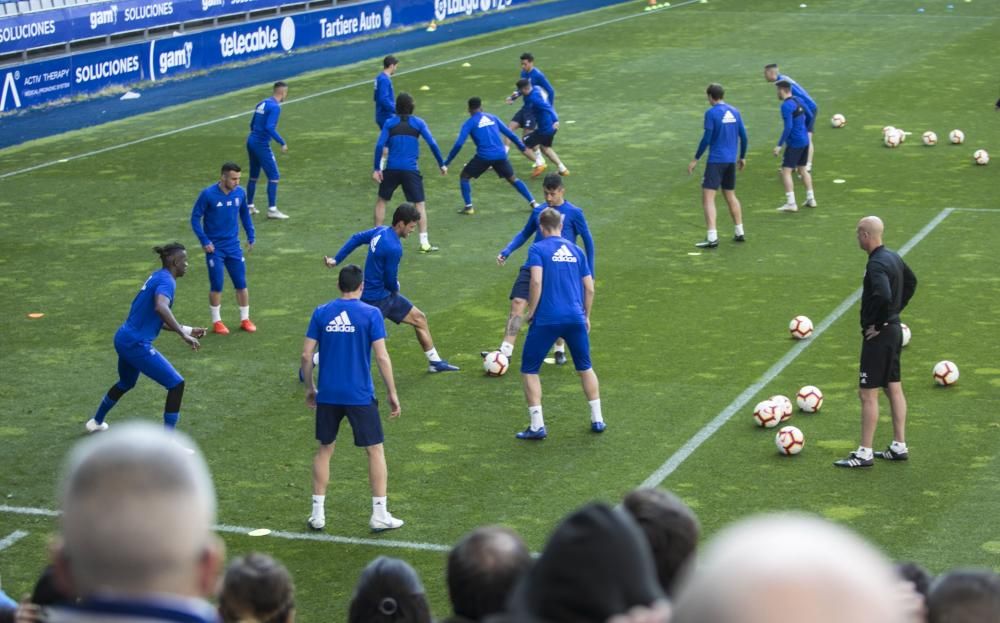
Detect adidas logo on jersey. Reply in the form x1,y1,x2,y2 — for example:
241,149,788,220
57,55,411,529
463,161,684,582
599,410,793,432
722,110,737,124
325,310,356,333
551,244,577,263
477,115,495,128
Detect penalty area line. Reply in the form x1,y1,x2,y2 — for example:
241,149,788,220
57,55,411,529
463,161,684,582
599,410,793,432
640,207,955,489
0,530,30,552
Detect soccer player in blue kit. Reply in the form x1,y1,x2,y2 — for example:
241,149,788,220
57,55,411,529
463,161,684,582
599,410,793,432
191,162,256,335
773,80,817,212
246,81,290,220
373,92,447,253
85,243,205,434
764,64,818,171
302,264,404,532
444,97,540,215
516,79,569,177
324,203,459,373
374,55,398,129
516,208,602,440
491,174,594,365
687,83,747,249
504,52,554,173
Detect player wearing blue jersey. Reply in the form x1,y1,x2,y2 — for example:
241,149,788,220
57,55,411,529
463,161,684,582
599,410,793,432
515,208,602,440
85,244,206,434
773,80,817,212
191,162,257,336
373,93,447,254
303,264,404,532
504,52,553,171
246,81,290,220
765,64,818,171
374,55,398,130
490,174,594,366
324,203,459,373
444,97,540,215
687,83,747,249
516,79,569,177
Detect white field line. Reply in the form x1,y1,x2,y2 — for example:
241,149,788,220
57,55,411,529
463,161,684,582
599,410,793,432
640,207,957,489
0,0,700,181
0,530,29,552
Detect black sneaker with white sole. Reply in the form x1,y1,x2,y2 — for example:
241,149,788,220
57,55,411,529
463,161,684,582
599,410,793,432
694,239,719,249
553,351,567,365
833,452,874,468
875,446,909,461
733,234,746,242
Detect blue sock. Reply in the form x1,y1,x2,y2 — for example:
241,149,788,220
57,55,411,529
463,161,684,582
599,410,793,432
247,179,257,204
267,181,278,208
163,412,180,430
460,179,472,206
513,179,534,203
94,395,117,424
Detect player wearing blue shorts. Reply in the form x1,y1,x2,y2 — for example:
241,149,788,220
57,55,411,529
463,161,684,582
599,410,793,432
765,64,818,171
246,81,289,220
373,92,447,254
191,161,256,336
516,79,569,177
516,208,601,440
490,174,594,366
687,83,748,249
504,52,554,172
444,97,540,215
773,80,817,212
324,203,459,373
85,243,205,434
303,264,404,532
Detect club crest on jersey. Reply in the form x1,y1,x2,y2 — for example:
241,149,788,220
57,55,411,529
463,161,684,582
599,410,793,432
325,310,356,333
551,244,577,263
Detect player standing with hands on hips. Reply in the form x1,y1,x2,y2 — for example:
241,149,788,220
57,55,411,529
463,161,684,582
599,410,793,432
835,216,917,468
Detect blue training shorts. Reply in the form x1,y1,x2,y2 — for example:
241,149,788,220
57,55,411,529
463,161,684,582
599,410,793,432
524,131,555,149
782,145,809,169
512,106,537,131
462,155,515,180
378,169,425,203
246,140,280,181
702,162,737,191
205,243,247,292
521,321,592,374
366,292,414,324
509,266,531,300
315,400,384,447
113,333,184,390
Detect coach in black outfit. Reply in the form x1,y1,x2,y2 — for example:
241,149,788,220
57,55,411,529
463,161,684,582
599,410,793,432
835,216,917,469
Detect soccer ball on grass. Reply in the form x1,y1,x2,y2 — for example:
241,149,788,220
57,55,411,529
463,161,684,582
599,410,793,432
949,129,965,144
932,360,959,386
922,131,937,146
973,149,989,165
776,425,805,455
770,394,794,422
796,385,823,413
830,114,846,128
483,351,509,376
753,400,783,428
789,315,813,339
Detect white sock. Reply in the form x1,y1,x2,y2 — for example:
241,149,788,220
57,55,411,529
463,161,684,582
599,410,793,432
499,341,514,358
268,206,278,212
239,305,249,321
856,446,873,460
419,232,429,246
785,191,796,205
210,305,222,323
707,229,718,243
425,348,441,363
557,163,567,173
553,343,565,354
528,405,544,431
734,224,745,236
372,496,388,519
311,495,325,517
890,440,907,452
806,190,815,201
534,149,544,166
589,399,603,424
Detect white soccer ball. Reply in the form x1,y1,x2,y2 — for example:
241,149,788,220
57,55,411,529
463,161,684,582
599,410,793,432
830,114,846,128
776,425,805,455
973,149,990,165
932,360,959,386
900,323,911,347
770,394,794,422
483,350,509,376
884,129,902,148
753,400,783,428
922,131,937,146
949,129,965,144
882,125,897,136
789,315,813,339
796,385,824,413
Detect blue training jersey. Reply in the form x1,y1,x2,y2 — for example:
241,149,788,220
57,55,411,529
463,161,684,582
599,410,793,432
527,236,591,326
778,97,811,148
502,201,595,275
445,112,526,164
307,298,387,405
374,72,395,126
117,268,175,344
248,97,285,146
522,67,554,105
190,183,254,247
374,115,445,171
332,226,402,302
777,73,817,114
696,102,748,163
524,86,558,134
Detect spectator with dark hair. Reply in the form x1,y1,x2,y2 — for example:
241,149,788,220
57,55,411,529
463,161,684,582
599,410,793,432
622,488,700,597
927,569,1000,623
218,553,295,623
444,526,532,622
348,557,431,623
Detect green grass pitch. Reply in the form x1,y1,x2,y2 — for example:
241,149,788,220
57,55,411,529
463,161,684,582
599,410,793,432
1,0,998,618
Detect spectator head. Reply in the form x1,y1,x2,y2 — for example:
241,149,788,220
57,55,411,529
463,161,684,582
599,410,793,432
447,526,532,621
348,557,431,623
52,423,222,600
622,488,700,597
927,569,1000,623
219,553,295,623
671,513,907,623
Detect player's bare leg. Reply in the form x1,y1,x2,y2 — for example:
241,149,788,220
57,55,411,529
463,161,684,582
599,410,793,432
884,382,907,444
798,165,817,207
365,443,388,497
579,368,604,432
415,201,436,252
806,132,814,171
777,168,798,212
696,188,720,248
723,189,745,241
499,298,528,357
859,387,880,449
403,306,458,372
540,145,568,175
235,287,255,332
309,442,335,529
374,197,388,226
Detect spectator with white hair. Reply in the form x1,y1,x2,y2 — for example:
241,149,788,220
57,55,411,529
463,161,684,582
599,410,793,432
46,422,224,623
